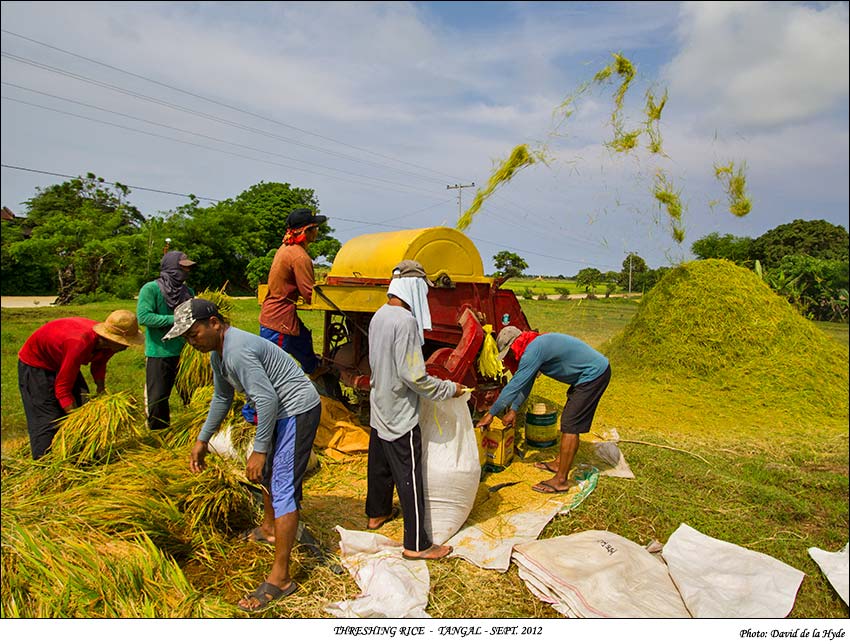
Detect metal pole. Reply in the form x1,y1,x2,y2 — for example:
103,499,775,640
447,182,475,218
628,254,633,294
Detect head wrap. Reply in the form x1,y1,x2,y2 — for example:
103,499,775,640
502,331,541,373
283,224,315,246
156,251,193,309
387,277,432,345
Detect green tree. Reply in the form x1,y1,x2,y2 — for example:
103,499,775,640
4,173,147,303
691,232,753,264
493,251,528,279
617,253,648,291
576,267,603,293
751,219,848,266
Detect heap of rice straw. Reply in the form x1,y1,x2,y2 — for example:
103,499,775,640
47,391,143,466
714,162,752,217
1,518,234,618
456,144,543,231
175,286,233,404
652,170,685,243
602,259,849,419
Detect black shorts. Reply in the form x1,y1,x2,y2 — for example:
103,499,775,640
560,365,611,435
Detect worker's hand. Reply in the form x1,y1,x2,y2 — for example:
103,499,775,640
475,412,494,429
62,403,76,415
95,382,106,396
452,382,466,397
190,440,209,473
502,408,517,429
246,451,267,483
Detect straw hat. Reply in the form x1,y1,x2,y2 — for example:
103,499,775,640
93,310,145,346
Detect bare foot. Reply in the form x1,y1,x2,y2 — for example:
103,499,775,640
402,544,453,560
366,506,400,530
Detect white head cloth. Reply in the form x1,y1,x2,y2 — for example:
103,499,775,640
387,277,432,345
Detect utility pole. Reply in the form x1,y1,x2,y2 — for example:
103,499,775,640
447,182,475,219
628,253,633,294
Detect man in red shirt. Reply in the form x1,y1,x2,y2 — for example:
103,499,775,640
17,309,145,459
258,207,327,375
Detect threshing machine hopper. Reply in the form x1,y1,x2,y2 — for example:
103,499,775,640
302,226,532,416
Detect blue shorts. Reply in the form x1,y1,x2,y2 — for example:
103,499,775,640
259,323,318,374
263,402,322,518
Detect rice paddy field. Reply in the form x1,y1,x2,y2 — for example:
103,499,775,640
1,259,848,619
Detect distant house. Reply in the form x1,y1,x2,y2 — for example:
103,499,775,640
1,206,16,221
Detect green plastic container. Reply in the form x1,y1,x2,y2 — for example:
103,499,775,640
525,409,558,448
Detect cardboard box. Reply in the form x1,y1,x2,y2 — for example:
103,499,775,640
481,418,514,470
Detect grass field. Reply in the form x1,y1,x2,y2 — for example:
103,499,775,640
1,297,848,618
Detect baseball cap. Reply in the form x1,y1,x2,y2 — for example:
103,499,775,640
496,325,523,360
162,298,220,340
392,259,434,286
177,252,196,268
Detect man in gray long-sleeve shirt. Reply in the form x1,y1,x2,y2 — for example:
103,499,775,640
163,298,321,612
366,260,463,561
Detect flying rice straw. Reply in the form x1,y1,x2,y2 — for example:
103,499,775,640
652,170,686,243
456,144,543,231
714,162,752,217
594,53,642,153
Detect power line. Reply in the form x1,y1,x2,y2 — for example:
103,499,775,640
1,82,448,194
2,50,456,187
1,163,221,202
1,95,450,200
1,28,460,183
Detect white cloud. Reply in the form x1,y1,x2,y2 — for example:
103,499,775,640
664,1,849,129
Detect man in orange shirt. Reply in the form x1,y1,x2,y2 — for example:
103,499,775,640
258,208,327,376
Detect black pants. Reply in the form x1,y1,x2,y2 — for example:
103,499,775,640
18,360,88,459
366,425,431,552
145,356,180,430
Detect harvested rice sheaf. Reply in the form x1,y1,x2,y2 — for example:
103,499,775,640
714,162,752,217
47,391,144,466
602,259,849,418
174,286,233,404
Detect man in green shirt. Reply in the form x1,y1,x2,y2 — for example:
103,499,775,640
136,250,196,429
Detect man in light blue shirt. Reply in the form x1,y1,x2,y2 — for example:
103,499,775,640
164,298,321,612
476,326,611,494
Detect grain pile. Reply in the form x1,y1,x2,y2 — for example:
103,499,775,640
602,259,849,419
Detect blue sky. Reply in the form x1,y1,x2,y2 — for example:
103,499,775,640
1,1,847,276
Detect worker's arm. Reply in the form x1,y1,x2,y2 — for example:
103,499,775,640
292,252,315,304
394,318,457,401
485,346,543,418
55,339,93,412
136,282,175,329
192,352,234,472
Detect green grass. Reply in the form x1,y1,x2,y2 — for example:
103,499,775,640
2,297,847,618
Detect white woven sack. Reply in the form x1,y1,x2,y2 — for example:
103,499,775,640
419,392,480,544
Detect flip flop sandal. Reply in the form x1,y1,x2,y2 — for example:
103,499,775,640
238,581,298,613
365,506,400,530
533,462,558,474
402,544,453,561
240,526,274,545
532,481,570,494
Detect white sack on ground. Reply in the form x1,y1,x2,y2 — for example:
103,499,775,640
663,523,804,618
513,531,691,618
419,393,480,544
586,428,634,478
208,424,318,471
324,527,430,618
808,542,848,605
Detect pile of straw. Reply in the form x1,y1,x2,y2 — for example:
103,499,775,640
602,259,849,418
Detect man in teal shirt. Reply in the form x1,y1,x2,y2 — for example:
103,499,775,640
476,326,611,494
136,250,196,429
